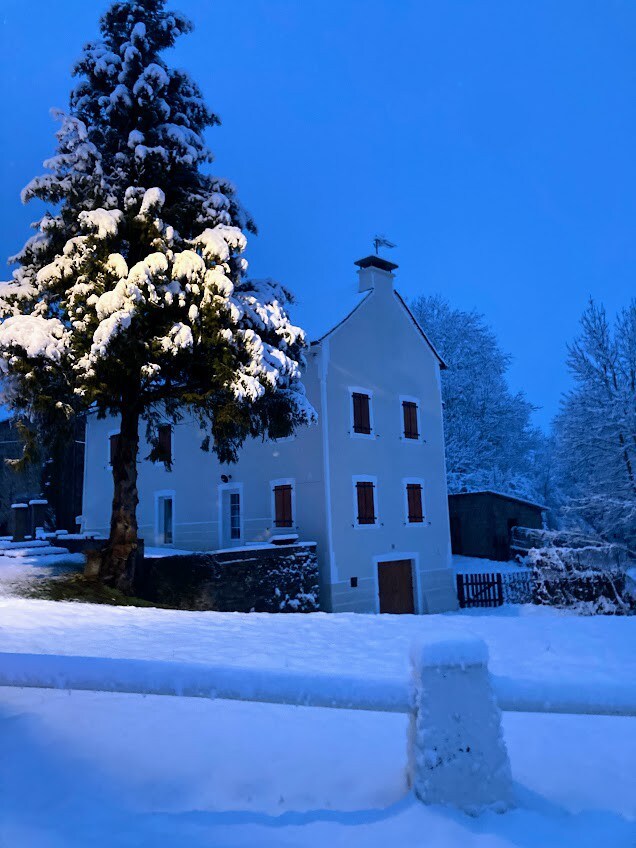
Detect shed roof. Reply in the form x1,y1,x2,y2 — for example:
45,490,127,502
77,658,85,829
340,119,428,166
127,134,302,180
448,490,548,511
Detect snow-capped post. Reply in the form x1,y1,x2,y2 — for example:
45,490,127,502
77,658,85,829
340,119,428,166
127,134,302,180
407,635,514,813
11,503,29,542
29,499,48,538
0,0,315,592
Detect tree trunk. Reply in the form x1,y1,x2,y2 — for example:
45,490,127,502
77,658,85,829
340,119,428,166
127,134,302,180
97,399,142,593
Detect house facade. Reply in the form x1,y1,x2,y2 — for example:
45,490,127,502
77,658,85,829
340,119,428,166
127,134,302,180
81,255,458,614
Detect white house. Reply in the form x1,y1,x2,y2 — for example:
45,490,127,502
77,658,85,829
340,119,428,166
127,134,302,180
81,255,458,614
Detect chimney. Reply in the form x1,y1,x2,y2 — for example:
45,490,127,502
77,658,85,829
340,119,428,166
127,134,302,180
354,255,398,294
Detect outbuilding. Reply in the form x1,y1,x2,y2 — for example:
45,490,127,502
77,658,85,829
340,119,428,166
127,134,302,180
448,491,546,562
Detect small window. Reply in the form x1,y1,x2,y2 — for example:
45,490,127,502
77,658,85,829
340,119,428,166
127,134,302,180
157,424,172,463
402,401,419,440
109,433,120,465
274,484,293,527
230,492,241,540
352,392,372,435
406,483,424,523
356,481,376,525
158,495,174,544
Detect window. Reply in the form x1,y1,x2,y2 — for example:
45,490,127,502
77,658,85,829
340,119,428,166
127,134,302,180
356,480,376,525
274,484,293,527
402,401,419,440
157,424,172,463
352,392,372,435
109,433,120,465
157,495,174,544
230,492,241,540
406,482,424,524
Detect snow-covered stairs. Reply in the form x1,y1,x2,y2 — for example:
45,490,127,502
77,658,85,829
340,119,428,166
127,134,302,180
0,539,75,561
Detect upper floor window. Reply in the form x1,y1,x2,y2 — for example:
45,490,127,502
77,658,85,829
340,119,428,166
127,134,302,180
157,424,172,463
352,391,372,436
109,433,120,466
273,483,294,527
405,481,424,524
402,400,419,440
355,479,377,525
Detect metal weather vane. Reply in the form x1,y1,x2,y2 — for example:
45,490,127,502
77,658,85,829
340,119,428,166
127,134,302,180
373,234,397,255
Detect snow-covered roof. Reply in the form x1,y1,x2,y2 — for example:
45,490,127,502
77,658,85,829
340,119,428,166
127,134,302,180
311,289,447,369
449,490,549,511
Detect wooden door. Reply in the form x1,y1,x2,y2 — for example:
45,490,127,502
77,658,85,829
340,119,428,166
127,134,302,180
377,560,415,614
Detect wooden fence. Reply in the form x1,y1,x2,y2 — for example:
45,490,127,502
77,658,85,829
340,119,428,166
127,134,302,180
456,572,504,608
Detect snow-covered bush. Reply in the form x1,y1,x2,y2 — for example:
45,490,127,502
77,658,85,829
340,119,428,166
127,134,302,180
525,545,636,615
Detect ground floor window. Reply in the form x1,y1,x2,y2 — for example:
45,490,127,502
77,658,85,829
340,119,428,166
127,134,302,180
157,494,174,545
230,491,241,539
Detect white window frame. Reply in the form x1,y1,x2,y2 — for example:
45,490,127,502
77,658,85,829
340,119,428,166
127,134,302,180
372,552,422,614
403,477,427,526
352,474,380,529
154,489,176,547
348,386,376,440
399,395,423,443
217,481,244,546
107,429,120,468
270,478,296,531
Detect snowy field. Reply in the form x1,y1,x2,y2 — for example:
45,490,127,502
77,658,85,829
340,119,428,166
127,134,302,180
0,592,635,847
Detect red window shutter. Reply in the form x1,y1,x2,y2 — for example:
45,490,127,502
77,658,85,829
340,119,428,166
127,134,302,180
407,483,424,523
403,401,419,439
356,481,376,524
274,485,293,527
109,433,120,465
352,393,371,434
158,425,172,462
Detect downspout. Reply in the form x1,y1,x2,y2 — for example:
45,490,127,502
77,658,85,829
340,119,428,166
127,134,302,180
319,339,337,597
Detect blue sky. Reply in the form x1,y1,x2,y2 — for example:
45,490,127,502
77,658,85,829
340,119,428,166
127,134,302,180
2,0,635,427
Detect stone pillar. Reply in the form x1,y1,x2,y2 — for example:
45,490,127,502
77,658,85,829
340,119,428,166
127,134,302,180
29,499,48,538
407,635,513,813
11,503,29,542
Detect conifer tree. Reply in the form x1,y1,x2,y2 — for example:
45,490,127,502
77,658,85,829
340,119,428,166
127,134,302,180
0,0,314,589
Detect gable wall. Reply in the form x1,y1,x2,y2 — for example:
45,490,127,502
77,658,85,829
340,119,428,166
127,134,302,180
320,283,456,613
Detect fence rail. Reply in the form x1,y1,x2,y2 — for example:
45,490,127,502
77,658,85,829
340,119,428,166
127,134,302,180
1,651,634,718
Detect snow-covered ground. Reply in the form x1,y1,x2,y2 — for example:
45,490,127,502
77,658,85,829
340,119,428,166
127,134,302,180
453,554,531,574
0,543,84,598
0,594,635,847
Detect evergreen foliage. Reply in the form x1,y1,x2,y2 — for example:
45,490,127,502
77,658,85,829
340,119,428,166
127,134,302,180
0,0,314,585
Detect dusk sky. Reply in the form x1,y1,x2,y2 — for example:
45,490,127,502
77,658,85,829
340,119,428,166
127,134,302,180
2,0,635,427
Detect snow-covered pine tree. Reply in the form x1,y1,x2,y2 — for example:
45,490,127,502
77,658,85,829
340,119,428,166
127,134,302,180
411,294,545,501
0,0,314,590
554,299,636,548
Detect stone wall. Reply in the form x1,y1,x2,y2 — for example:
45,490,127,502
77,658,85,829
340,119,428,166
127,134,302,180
133,543,320,613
